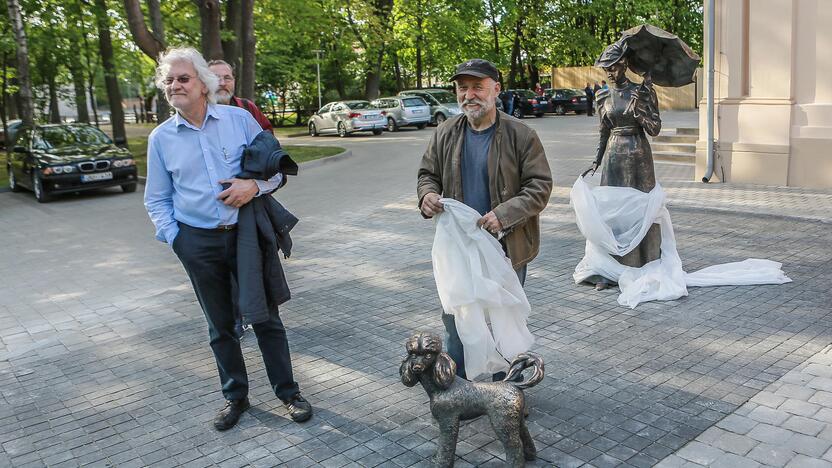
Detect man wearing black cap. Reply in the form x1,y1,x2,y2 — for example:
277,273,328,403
417,59,552,380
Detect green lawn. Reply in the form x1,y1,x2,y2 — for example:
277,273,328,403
0,139,342,191
126,136,342,177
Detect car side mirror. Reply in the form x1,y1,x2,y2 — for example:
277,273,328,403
13,146,26,153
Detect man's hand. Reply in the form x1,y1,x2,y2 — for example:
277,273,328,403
478,211,503,234
421,192,444,217
218,178,258,208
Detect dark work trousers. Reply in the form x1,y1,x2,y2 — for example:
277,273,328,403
442,264,528,380
173,223,300,402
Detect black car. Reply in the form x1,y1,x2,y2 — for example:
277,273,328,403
545,88,588,115
6,123,138,203
500,89,549,118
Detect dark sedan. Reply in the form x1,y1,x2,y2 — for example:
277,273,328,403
545,88,588,115
500,89,549,118
6,123,138,203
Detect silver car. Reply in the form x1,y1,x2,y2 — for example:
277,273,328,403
308,100,385,137
398,89,461,125
371,96,431,132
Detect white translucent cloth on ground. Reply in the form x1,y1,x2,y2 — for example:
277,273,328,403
570,177,792,308
431,199,535,379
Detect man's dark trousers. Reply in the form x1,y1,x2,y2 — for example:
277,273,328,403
173,223,299,402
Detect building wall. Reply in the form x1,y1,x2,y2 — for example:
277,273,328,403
550,66,702,111
696,0,832,188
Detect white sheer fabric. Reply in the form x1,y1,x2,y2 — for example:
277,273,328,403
570,177,791,308
431,199,535,379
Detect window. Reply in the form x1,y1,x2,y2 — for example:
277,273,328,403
318,103,332,114
402,98,426,108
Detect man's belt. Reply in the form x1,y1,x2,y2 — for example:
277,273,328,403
212,224,237,231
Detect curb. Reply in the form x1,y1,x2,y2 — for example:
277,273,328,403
136,148,354,185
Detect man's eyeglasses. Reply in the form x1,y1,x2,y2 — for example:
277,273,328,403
163,75,193,86
216,75,234,83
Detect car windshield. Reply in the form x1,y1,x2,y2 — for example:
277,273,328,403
561,89,581,97
428,91,457,104
346,101,376,110
37,126,111,149
402,98,426,107
515,90,537,98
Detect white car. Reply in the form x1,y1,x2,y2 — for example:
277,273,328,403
308,100,386,137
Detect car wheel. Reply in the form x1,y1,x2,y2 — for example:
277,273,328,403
512,108,524,119
387,118,398,132
8,166,22,192
555,104,565,115
372,129,383,135
32,173,51,203
337,122,348,138
435,113,446,125
416,123,427,130
121,183,137,193
308,122,318,136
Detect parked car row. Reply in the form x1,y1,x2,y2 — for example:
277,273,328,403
6,123,138,203
308,88,462,137
307,86,594,137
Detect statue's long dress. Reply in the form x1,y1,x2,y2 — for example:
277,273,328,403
592,80,662,282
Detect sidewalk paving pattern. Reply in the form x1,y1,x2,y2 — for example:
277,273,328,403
1,112,832,467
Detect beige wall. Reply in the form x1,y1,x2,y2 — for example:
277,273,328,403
696,0,832,188
549,66,701,111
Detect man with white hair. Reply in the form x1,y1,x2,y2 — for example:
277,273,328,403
417,59,552,380
144,47,312,430
208,59,273,134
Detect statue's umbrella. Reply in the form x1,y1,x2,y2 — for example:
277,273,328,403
619,24,701,88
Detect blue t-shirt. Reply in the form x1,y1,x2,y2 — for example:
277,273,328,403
461,124,495,216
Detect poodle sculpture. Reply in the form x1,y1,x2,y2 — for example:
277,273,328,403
399,332,544,467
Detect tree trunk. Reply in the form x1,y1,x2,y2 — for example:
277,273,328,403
94,0,127,147
198,0,224,61
393,52,403,92
240,0,255,99
508,20,522,89
1,52,8,146
69,58,89,123
415,1,423,88
364,47,384,100
5,0,34,125
123,0,168,122
48,75,61,123
222,0,242,90
487,0,500,58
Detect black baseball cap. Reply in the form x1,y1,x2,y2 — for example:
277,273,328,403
450,59,499,82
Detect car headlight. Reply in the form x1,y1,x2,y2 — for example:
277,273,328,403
113,159,135,168
61,165,75,173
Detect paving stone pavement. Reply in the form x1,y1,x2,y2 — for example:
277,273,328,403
1,111,831,467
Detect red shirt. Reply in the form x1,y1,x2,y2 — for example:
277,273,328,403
230,96,274,134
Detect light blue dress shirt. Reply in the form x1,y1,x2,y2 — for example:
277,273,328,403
144,104,282,244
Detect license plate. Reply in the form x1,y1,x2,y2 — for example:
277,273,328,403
413,109,423,114
363,114,379,120
539,101,547,105
81,172,113,182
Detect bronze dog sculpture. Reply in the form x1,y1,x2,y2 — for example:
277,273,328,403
399,332,544,467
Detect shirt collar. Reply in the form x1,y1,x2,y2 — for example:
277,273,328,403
174,103,221,131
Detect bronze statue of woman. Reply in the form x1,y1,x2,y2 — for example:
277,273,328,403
585,41,662,290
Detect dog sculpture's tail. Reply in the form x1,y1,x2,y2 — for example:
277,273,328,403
503,352,544,389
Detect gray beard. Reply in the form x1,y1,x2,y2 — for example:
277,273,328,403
216,91,232,104
462,99,493,122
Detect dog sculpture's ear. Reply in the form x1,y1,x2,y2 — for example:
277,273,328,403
433,352,456,390
400,356,418,387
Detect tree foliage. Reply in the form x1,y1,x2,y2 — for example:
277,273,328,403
0,0,703,123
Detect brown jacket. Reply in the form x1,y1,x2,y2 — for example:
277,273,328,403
417,112,552,268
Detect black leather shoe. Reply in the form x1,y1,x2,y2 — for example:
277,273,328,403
213,398,250,431
283,394,313,422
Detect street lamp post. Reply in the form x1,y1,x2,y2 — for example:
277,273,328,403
312,49,324,110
